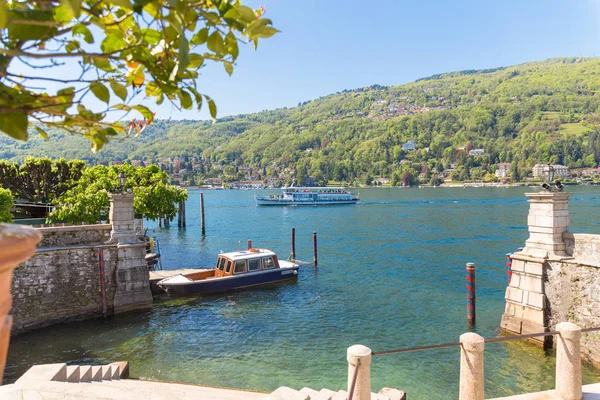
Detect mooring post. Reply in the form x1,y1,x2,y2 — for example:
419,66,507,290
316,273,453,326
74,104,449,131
506,253,512,284
178,202,183,228
313,231,318,267
459,332,485,400
247,239,252,250
200,192,206,236
466,263,476,326
164,216,170,227
182,200,186,228
291,227,296,260
347,345,372,400
555,322,582,400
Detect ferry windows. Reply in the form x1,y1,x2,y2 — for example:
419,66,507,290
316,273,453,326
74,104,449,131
262,257,275,269
248,259,261,271
225,260,233,274
234,260,246,274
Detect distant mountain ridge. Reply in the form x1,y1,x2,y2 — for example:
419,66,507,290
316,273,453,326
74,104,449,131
2,57,600,184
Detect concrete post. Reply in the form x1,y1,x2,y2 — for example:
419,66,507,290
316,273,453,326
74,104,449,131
459,332,485,400
347,345,371,400
522,192,571,259
555,322,582,400
106,193,152,314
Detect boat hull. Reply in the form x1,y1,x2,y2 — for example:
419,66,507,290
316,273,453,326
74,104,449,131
255,198,358,206
158,266,299,295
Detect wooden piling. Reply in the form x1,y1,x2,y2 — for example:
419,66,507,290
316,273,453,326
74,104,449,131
466,263,476,326
291,228,296,260
182,201,186,228
313,231,318,267
178,202,183,228
200,192,206,236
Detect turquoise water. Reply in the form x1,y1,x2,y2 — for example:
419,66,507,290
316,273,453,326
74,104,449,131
6,187,600,398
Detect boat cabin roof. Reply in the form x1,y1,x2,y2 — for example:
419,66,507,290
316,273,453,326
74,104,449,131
219,248,276,261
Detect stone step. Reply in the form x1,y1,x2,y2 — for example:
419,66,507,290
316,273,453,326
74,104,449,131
101,365,113,380
91,365,103,381
65,365,80,383
378,387,406,400
79,366,93,382
97,379,266,399
300,387,320,398
264,386,310,400
313,388,337,400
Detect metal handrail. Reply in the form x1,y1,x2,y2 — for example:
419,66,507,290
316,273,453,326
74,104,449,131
347,358,361,400
372,326,600,357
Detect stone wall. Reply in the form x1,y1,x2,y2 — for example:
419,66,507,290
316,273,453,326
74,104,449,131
501,192,600,364
12,245,117,334
36,224,111,248
11,194,152,335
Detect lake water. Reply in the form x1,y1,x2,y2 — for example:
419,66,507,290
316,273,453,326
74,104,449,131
6,187,600,399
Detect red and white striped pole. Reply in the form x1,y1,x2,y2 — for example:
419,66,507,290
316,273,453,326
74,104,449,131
97,249,107,319
506,253,513,284
466,263,476,327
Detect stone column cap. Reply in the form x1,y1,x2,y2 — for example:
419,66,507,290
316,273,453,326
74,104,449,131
460,332,485,352
347,344,372,366
555,322,581,333
525,192,572,201
0,224,42,272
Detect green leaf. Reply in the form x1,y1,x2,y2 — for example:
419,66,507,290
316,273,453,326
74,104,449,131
191,28,208,45
132,105,154,120
145,81,162,97
0,3,8,29
0,112,28,141
179,36,190,72
109,80,127,101
54,4,72,23
225,31,239,60
189,54,204,69
65,40,80,53
101,33,126,53
178,90,192,109
226,6,256,23
8,10,55,41
111,0,133,9
205,95,217,120
72,24,93,43
204,12,220,24
224,61,233,76
92,57,113,72
35,126,49,140
141,28,161,45
90,81,110,103
60,0,81,18
248,25,279,39
207,31,223,54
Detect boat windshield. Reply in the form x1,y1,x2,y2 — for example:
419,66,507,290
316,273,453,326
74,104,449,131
234,260,246,274
225,260,233,274
262,257,275,269
217,257,226,271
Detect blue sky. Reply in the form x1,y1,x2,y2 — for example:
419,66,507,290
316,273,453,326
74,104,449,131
14,0,600,121
175,0,600,120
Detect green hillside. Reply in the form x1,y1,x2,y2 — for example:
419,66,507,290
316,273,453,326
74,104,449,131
2,57,600,184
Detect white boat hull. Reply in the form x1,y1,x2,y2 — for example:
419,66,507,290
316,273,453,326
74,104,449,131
255,198,358,206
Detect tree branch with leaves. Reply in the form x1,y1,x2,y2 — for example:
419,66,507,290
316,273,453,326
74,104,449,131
0,0,278,150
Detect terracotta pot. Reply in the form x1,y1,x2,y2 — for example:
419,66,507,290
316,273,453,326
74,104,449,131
0,224,42,384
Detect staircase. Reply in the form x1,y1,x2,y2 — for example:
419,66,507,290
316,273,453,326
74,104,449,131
263,386,406,400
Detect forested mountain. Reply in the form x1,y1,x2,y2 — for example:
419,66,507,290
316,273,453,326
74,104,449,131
2,57,600,184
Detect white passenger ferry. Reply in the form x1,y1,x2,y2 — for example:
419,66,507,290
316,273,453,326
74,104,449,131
255,187,359,206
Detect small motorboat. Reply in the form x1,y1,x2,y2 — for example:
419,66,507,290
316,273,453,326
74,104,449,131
157,248,299,295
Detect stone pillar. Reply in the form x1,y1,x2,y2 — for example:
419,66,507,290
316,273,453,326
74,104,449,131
459,332,485,400
347,344,371,400
501,192,572,344
0,225,41,383
107,194,152,314
555,322,582,400
522,192,571,259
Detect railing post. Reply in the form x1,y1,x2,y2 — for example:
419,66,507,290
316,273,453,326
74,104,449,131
555,322,582,400
347,345,371,400
459,332,485,400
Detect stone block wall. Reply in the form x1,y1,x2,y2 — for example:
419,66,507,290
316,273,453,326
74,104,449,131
545,258,600,365
12,245,117,334
36,225,111,248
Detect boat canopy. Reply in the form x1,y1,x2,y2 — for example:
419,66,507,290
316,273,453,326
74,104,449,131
219,248,276,261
